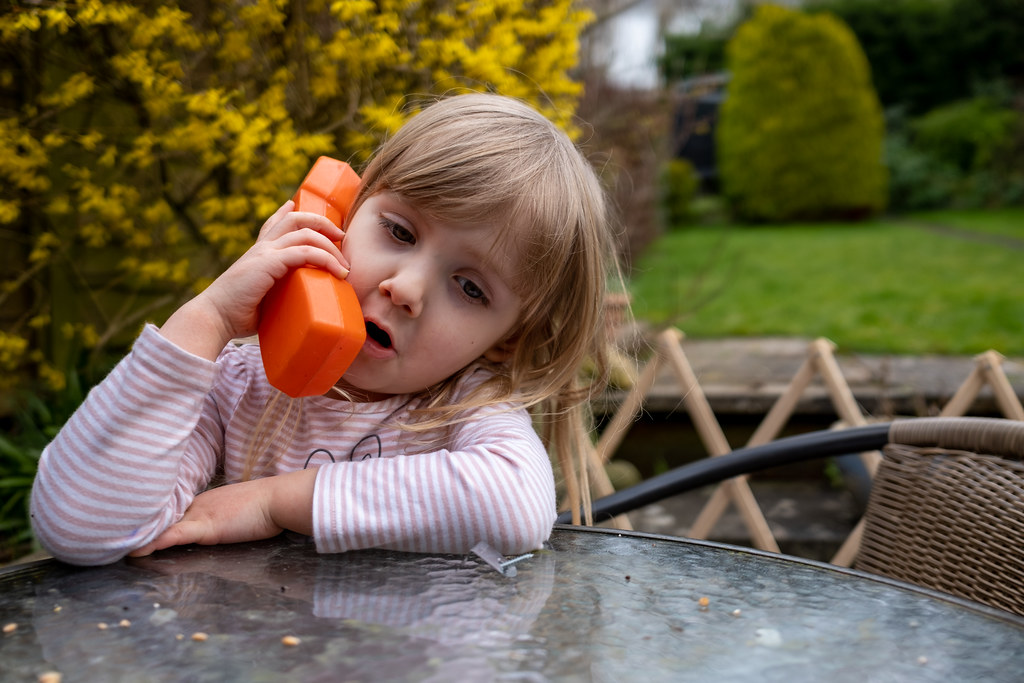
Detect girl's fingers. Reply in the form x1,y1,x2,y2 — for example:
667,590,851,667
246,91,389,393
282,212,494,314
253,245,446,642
127,528,178,557
257,200,295,239
260,207,344,244
273,243,349,279
267,228,349,274
255,205,348,275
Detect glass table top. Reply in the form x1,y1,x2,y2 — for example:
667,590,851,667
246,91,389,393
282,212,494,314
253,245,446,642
2,526,1022,682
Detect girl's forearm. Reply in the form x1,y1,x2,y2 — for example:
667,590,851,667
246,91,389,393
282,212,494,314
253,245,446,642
312,415,557,556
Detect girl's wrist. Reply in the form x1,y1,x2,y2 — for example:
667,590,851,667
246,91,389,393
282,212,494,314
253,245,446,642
158,298,237,361
266,468,317,536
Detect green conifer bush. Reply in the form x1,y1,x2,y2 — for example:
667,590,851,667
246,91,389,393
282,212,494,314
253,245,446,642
716,5,887,222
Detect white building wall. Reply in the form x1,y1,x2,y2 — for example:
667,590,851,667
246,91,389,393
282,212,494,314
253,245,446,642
584,0,800,90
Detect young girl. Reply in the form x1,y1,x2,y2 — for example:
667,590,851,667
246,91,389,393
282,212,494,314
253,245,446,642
30,93,621,566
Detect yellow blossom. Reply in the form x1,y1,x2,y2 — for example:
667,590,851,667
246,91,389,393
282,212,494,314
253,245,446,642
42,132,67,148
192,276,215,294
43,7,75,33
169,259,191,285
39,363,67,392
78,130,103,151
48,196,71,215
29,314,51,329
142,200,173,226
79,324,99,348
0,200,19,224
39,73,96,108
0,332,29,370
98,145,118,167
77,0,138,27
29,232,61,264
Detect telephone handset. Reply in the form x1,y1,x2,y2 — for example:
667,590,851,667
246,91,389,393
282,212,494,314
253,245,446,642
257,157,366,397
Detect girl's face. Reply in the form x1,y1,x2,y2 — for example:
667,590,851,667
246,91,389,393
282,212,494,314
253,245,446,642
336,191,522,400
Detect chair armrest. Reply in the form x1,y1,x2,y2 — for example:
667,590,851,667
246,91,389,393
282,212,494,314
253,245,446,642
558,422,892,524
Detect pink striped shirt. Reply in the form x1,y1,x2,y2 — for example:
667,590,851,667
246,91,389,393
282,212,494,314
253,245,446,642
31,324,556,565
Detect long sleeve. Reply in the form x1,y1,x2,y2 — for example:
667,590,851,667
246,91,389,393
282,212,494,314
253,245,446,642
32,325,558,564
30,325,222,565
312,403,556,555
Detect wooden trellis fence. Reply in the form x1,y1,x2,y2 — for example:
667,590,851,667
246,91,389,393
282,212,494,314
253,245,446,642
587,328,1024,566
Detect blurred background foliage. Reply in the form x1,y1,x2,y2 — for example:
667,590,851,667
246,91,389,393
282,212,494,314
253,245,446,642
0,0,590,406
12,0,1018,411
659,0,1024,221
649,0,1023,357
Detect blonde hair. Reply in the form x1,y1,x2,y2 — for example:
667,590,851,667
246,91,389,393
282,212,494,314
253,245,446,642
251,93,625,523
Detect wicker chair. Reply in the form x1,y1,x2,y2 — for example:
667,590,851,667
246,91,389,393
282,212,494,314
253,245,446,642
557,416,1024,616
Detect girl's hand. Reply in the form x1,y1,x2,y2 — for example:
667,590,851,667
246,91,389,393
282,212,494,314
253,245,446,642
160,202,349,360
129,468,318,557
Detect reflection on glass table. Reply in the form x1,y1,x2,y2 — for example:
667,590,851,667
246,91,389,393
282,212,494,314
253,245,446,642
1,526,1022,682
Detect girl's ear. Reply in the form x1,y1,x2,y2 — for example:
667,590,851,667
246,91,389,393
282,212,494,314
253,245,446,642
482,334,519,363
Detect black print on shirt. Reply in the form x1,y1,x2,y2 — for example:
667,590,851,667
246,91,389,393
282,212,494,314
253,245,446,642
303,448,336,469
303,434,383,469
348,434,383,461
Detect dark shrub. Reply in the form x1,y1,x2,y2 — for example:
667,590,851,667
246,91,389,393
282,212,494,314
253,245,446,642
911,98,1018,172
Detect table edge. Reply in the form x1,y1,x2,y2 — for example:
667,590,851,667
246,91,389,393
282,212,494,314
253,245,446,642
553,524,1024,627
4,528,1021,628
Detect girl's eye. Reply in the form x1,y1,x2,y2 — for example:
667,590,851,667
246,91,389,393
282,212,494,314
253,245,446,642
455,275,488,304
381,217,415,244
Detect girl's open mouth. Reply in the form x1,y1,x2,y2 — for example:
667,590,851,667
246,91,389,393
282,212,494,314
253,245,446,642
365,321,392,349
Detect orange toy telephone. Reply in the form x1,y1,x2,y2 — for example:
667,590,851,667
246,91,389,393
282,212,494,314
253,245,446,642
257,157,366,397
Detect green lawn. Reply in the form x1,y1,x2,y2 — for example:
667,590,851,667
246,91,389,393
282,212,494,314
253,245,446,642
628,209,1024,355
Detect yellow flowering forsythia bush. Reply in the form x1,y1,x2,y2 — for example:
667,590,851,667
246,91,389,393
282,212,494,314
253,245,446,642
0,0,590,398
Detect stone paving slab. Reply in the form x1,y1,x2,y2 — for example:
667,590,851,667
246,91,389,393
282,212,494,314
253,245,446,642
604,335,1024,417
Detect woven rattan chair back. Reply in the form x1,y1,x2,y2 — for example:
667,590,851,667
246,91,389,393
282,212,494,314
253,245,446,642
856,417,1024,615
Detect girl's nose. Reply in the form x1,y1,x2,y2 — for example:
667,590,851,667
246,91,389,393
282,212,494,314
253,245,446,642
378,272,424,317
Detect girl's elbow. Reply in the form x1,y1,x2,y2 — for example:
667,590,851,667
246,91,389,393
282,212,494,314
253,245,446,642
533,506,558,547
30,502,157,566
33,526,133,567
516,479,558,551
506,500,556,554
